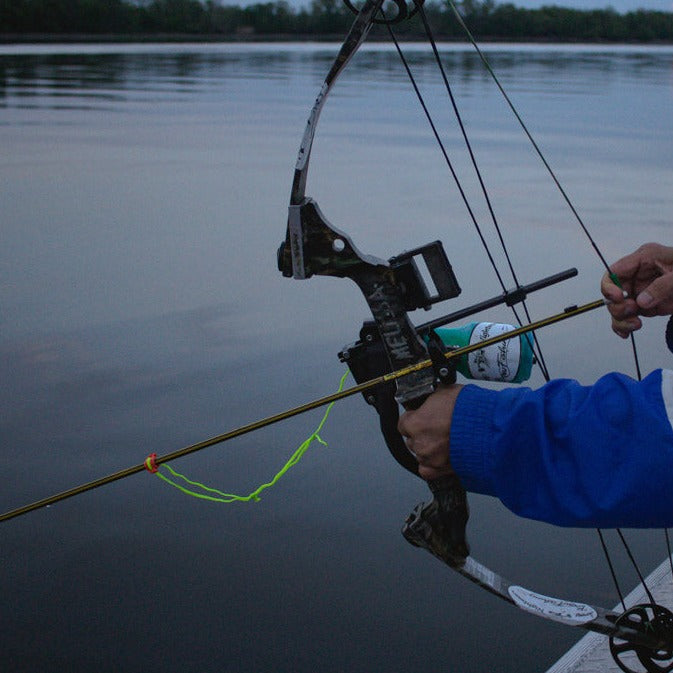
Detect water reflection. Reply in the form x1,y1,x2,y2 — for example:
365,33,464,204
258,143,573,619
1,43,672,112
1,42,672,673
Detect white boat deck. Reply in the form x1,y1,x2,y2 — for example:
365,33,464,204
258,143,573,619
546,556,673,673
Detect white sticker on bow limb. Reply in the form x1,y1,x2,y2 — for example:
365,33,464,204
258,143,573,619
508,586,597,626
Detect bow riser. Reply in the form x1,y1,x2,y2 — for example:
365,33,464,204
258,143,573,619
281,198,439,404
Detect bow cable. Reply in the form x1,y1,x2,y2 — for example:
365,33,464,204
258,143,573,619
382,14,552,381
443,0,645,385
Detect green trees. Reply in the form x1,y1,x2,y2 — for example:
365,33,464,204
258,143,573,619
1,0,672,41
472,3,672,41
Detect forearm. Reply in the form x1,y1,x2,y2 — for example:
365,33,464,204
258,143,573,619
450,370,673,528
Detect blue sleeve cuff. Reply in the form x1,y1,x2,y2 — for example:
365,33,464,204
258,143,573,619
449,384,501,496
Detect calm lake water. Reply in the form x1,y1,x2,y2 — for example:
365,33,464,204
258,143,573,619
1,40,673,672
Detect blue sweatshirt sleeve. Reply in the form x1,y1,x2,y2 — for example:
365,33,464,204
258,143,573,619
449,369,673,528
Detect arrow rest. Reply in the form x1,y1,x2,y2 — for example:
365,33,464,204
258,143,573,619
426,330,457,386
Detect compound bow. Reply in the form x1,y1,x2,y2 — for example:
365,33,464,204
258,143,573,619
277,1,673,671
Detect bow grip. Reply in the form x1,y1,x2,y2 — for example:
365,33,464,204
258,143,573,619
402,356,470,564
400,351,470,565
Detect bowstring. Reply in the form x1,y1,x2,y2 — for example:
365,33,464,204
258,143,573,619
442,0,643,386
383,17,551,382
382,0,656,611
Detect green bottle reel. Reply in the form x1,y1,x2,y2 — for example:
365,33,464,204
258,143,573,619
434,322,534,383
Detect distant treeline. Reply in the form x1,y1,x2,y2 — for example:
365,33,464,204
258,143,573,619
2,0,673,41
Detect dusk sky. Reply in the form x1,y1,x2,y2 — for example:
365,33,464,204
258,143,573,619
506,0,672,10
233,0,673,12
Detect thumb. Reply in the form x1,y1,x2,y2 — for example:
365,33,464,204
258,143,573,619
637,273,673,312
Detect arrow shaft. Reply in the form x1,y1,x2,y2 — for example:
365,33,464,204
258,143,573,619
0,298,606,524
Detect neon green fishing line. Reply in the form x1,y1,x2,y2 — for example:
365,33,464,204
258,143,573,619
150,370,350,502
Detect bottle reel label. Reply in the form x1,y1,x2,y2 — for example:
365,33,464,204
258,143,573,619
466,322,520,382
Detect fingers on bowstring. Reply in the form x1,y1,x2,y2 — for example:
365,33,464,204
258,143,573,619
601,270,626,304
612,316,643,339
608,294,643,337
